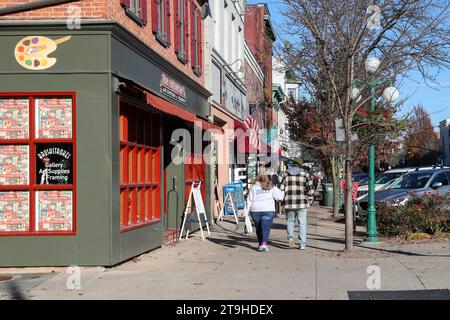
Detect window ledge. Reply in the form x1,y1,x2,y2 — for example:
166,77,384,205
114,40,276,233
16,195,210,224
177,52,188,65
125,8,146,27
193,66,202,77
155,34,170,48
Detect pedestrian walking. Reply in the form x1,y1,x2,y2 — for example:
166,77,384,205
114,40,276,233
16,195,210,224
281,163,314,250
245,175,284,252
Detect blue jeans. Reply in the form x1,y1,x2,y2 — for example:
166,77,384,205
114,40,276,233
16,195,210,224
286,209,307,246
251,211,275,245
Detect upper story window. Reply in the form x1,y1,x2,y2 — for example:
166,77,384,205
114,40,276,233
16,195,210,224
191,2,202,76
175,0,189,63
152,0,171,47
121,0,148,26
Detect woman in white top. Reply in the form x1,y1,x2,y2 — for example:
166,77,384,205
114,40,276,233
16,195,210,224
246,175,285,252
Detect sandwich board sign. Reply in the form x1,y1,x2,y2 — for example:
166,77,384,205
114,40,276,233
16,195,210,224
179,181,210,241
232,180,245,209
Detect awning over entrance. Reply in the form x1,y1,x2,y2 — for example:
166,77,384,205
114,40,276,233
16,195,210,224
233,119,271,154
147,92,197,122
146,92,223,133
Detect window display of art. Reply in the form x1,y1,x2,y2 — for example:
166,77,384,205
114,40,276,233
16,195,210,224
0,98,29,139
0,145,29,185
36,190,73,232
36,98,72,139
0,191,29,232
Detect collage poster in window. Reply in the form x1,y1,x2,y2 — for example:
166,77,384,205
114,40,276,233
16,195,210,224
0,98,29,139
0,145,29,185
0,191,29,232
36,143,73,185
36,190,72,232
36,98,72,139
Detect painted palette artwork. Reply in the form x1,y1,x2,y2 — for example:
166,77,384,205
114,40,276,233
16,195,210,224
0,98,29,139
0,145,29,186
0,191,29,232
36,98,72,139
36,190,73,232
14,35,71,71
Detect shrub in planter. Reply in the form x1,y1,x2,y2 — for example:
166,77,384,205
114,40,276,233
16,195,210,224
377,193,450,238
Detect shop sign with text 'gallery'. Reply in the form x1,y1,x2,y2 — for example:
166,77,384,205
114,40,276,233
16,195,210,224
160,73,187,105
36,143,73,185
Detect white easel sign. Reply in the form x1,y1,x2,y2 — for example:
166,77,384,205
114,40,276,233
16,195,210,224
179,181,211,241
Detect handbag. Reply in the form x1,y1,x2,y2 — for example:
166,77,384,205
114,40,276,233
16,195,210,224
244,215,253,234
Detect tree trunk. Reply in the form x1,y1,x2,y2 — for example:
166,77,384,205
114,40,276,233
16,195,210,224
344,127,354,252
330,156,339,217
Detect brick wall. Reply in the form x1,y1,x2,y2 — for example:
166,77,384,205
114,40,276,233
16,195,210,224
244,5,273,103
0,0,204,85
0,0,107,19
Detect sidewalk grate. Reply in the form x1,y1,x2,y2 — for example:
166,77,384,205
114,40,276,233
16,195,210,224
348,289,450,300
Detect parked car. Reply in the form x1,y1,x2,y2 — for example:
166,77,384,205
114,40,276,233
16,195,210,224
355,168,411,198
352,173,369,183
357,167,450,218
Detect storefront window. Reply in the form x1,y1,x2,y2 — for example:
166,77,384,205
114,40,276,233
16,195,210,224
185,153,206,204
119,98,161,231
0,93,76,235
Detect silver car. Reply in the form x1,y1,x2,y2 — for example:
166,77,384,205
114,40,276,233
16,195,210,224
357,168,450,217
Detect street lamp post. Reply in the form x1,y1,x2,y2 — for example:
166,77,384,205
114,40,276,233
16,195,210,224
354,57,399,243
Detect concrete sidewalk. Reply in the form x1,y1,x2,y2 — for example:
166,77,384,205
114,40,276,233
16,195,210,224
1,205,450,300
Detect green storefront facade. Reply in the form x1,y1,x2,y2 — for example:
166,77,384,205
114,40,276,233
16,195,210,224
0,22,212,267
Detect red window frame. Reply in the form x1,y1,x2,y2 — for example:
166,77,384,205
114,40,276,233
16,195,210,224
185,153,206,204
190,1,202,76
119,96,161,233
152,0,171,47
120,0,148,26
0,92,77,237
174,0,189,63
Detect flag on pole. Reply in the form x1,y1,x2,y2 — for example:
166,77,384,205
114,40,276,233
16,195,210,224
243,113,260,150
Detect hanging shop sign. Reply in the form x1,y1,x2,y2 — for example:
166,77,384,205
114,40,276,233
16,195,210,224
36,143,73,185
14,35,72,71
160,73,187,105
222,76,245,119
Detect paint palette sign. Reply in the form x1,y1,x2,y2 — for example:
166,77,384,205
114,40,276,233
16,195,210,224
36,190,73,232
14,35,71,71
36,98,72,139
36,143,73,185
0,145,29,186
0,191,29,232
0,98,29,139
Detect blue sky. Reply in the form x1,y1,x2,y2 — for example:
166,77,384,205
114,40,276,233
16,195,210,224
248,0,450,128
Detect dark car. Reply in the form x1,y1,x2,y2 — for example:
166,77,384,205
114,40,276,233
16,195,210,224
357,168,450,217
352,173,369,183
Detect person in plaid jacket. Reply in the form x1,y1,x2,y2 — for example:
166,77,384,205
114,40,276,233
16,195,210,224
280,163,314,250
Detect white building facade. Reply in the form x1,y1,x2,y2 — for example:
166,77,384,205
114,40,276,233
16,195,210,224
204,0,247,216
272,56,302,161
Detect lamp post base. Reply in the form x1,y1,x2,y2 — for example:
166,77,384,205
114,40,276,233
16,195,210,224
365,233,380,243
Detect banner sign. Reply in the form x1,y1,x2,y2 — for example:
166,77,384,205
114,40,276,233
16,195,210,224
36,143,73,185
160,73,187,104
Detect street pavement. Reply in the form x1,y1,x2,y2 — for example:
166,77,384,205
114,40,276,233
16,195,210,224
1,205,450,300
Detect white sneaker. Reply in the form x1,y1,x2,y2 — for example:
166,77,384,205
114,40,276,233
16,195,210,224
299,245,306,250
